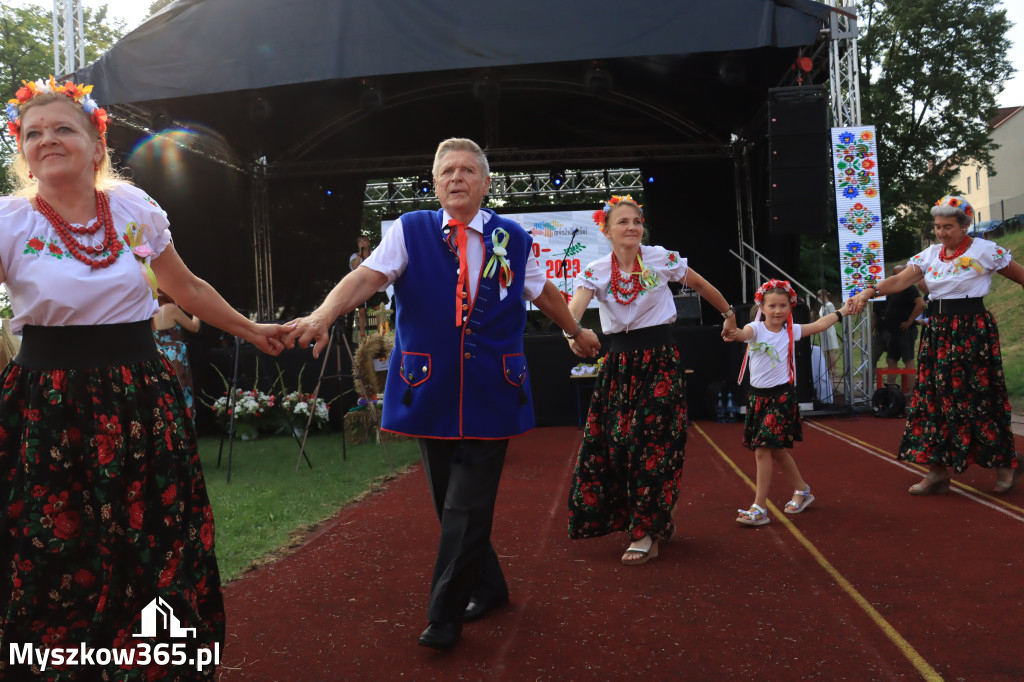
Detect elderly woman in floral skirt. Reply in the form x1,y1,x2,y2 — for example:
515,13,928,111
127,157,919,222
565,196,736,564
849,195,1024,495
0,76,286,680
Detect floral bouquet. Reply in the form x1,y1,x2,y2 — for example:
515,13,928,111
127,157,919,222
279,390,330,431
208,388,276,439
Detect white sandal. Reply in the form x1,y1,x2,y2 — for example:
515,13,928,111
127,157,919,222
784,486,815,514
736,504,769,526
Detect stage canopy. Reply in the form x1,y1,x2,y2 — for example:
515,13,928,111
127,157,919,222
72,0,835,316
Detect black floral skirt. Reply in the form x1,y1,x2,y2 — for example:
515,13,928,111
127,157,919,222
743,385,802,450
0,327,223,680
898,311,1016,473
567,336,687,542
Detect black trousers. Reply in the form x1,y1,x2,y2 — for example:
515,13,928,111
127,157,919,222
418,437,509,623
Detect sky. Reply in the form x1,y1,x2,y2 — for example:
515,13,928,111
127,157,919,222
11,0,1024,108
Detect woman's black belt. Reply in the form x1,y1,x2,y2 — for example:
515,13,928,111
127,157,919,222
748,383,793,398
15,322,161,370
928,297,986,315
608,324,675,353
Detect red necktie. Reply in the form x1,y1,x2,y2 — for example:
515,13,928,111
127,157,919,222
449,219,469,327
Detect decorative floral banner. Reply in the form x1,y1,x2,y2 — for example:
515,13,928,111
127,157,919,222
832,126,884,299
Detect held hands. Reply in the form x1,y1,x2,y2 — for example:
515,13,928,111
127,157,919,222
247,323,292,356
569,328,601,358
720,312,738,341
282,312,332,358
847,291,871,315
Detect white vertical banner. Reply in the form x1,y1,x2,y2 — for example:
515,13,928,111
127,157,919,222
831,126,884,300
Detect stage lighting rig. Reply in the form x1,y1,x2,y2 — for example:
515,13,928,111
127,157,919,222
550,169,566,189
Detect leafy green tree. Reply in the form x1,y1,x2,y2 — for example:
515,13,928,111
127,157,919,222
148,0,177,17
0,3,125,193
858,0,1014,256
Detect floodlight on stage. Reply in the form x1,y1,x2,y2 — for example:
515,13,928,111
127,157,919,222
417,174,431,194
504,175,513,193
603,170,610,189
646,174,655,185
550,169,566,189
529,174,538,194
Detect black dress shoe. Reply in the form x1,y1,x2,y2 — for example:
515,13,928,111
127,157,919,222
418,621,462,650
463,594,510,622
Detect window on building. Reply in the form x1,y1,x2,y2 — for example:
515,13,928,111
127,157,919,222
976,170,981,189
967,177,972,193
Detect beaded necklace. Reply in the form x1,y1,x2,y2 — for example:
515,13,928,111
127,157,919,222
609,252,644,304
35,190,123,269
938,235,971,263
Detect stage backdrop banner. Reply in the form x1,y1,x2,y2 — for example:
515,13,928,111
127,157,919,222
831,125,885,300
383,209,611,306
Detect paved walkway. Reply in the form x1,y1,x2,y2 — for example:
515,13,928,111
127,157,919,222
218,418,1024,680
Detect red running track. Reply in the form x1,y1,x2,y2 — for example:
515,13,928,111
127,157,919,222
218,417,1024,681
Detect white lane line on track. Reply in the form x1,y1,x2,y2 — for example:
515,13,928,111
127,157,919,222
804,419,1024,523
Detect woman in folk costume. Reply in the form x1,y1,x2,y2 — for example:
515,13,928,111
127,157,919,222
848,195,1024,495
152,290,201,419
0,77,286,680
727,280,849,526
565,195,737,565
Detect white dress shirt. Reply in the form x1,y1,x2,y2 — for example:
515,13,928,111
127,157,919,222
361,209,547,303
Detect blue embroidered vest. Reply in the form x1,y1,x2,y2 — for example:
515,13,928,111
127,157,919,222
382,209,534,439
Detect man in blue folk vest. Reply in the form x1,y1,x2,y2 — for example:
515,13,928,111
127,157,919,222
286,138,600,650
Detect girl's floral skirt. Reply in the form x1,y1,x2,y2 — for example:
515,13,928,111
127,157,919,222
899,311,1016,473
743,384,802,450
0,331,223,680
568,334,687,542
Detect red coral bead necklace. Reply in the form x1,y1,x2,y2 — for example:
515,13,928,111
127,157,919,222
610,252,644,304
938,235,971,263
34,190,123,268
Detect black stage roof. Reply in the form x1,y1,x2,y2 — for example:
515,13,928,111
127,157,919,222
70,0,835,317
75,0,833,171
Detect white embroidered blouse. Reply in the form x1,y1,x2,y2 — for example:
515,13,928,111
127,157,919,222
574,244,687,334
0,183,172,333
906,238,1012,300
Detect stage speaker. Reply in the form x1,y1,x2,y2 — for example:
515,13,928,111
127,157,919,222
672,295,701,326
768,86,831,236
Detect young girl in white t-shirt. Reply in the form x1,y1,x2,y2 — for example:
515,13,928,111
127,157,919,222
725,279,850,526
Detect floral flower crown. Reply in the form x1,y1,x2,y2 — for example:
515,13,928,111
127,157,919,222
934,195,974,220
5,76,108,148
754,279,798,306
592,195,643,229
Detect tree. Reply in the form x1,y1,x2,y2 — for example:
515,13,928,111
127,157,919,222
148,0,177,17
0,3,125,193
857,0,1014,257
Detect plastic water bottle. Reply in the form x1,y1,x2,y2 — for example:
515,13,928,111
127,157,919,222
716,392,725,423
725,392,737,423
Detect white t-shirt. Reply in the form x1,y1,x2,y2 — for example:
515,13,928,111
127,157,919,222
744,320,805,389
907,239,1012,299
0,183,171,333
360,209,547,303
574,245,688,334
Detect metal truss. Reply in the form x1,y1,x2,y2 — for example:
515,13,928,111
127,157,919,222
270,143,728,181
364,168,644,206
825,1,873,406
250,158,275,321
52,1,84,77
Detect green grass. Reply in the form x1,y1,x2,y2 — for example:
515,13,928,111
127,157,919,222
985,229,1024,403
198,432,420,581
